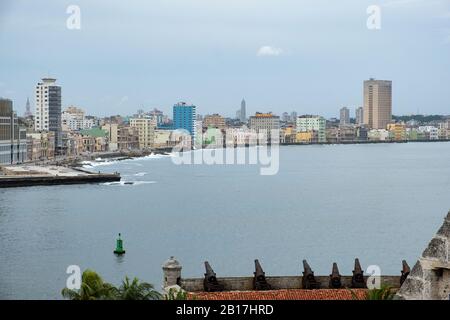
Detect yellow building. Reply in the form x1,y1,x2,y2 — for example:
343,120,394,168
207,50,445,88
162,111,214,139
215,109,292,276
387,123,406,141
296,131,314,143
129,117,156,149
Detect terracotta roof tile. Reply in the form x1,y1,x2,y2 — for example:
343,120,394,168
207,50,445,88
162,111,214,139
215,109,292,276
189,289,368,300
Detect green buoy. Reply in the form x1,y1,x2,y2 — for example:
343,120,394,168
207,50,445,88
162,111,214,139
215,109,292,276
114,233,126,255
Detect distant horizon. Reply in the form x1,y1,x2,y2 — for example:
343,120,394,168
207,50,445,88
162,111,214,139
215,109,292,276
1,0,449,118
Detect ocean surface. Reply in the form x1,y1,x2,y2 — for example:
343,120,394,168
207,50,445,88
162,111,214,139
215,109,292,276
1,143,450,299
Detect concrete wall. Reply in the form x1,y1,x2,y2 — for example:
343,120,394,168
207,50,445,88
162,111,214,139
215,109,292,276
395,211,450,300
181,275,401,292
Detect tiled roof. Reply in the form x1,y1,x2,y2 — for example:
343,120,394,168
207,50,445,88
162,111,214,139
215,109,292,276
189,289,368,300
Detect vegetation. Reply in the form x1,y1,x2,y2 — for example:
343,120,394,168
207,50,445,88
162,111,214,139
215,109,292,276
365,285,395,300
116,276,162,300
164,287,189,300
61,269,117,300
61,269,162,300
348,285,395,300
392,114,446,123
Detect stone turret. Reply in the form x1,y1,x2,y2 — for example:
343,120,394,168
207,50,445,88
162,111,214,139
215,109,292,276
162,256,182,288
395,211,450,300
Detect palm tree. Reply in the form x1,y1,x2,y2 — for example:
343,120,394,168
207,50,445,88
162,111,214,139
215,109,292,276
366,285,395,300
61,269,118,300
116,276,162,300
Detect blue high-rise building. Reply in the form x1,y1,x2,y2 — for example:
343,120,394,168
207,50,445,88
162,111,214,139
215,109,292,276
173,102,196,137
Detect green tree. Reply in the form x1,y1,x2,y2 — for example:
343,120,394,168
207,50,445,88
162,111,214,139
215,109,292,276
116,276,162,300
61,269,118,300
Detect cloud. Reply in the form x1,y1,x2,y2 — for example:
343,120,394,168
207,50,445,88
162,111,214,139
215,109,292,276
257,46,284,57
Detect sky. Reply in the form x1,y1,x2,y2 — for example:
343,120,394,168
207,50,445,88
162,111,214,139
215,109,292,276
0,0,449,118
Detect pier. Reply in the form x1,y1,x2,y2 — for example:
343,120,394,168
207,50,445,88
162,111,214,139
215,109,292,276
0,165,120,188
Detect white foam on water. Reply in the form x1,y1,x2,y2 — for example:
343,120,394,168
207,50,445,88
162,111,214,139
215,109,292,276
102,180,156,186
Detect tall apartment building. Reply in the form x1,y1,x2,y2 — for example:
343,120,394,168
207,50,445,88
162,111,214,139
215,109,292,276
355,107,364,125
249,112,280,140
0,98,27,165
363,78,392,129
173,102,196,139
129,117,156,149
340,107,350,126
296,115,326,143
34,78,62,151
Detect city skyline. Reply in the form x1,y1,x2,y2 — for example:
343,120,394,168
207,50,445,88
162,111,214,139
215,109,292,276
1,0,450,117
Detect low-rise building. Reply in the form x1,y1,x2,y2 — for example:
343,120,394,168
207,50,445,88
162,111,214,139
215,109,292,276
26,131,55,161
203,114,226,130
368,129,389,141
417,126,439,140
387,123,406,141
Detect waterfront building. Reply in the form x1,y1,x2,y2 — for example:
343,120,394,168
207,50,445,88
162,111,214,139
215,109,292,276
62,132,84,157
417,126,439,140
368,129,390,141
0,98,27,165
34,78,62,151
173,102,196,140
339,107,350,126
387,123,406,141
249,112,280,140
26,131,55,161
102,123,119,151
203,113,226,129
79,128,108,152
296,115,326,143
129,117,157,149
363,78,392,129
117,126,140,151
355,107,364,126
356,126,368,141
296,131,316,144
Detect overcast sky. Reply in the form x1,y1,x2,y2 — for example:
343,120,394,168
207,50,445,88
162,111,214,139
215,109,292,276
0,0,449,118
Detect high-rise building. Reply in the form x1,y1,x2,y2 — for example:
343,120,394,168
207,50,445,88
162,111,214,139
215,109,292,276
363,78,392,129
339,107,350,126
355,107,364,125
296,115,326,143
240,98,246,122
0,98,27,164
173,102,196,139
34,78,62,150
